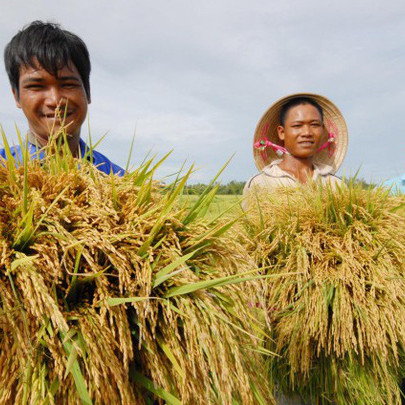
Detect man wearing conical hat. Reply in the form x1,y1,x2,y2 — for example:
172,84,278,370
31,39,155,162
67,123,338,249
243,94,348,207
244,94,348,404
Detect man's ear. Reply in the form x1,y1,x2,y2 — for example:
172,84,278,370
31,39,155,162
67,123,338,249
277,125,285,141
86,86,91,104
12,87,22,108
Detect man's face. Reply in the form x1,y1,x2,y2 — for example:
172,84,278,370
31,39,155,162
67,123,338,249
277,103,324,159
13,60,90,144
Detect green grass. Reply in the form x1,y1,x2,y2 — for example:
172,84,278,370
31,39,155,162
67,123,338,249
180,194,243,219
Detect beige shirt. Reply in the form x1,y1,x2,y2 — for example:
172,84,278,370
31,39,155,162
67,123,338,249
243,160,342,208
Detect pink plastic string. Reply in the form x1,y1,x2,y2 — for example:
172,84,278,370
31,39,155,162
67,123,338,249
316,118,339,157
326,118,338,136
261,123,269,136
254,139,289,157
316,132,335,156
259,124,270,161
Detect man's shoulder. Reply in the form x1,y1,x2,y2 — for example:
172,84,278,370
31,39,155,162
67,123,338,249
315,163,339,178
319,171,343,185
0,144,24,161
0,140,125,177
83,142,124,176
245,172,265,189
244,162,294,191
313,162,343,185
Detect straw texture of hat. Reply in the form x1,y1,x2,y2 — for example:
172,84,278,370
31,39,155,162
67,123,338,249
253,93,348,174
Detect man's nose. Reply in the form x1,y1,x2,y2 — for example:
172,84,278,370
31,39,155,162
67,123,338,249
301,124,312,135
45,87,66,109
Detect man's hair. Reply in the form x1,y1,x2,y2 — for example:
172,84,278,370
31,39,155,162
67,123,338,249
4,20,91,99
280,97,323,126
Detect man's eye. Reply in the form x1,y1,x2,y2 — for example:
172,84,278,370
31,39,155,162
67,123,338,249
62,83,79,88
26,84,44,90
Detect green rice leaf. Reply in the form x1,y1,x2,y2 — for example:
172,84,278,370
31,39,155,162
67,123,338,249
60,331,93,405
164,270,285,298
9,254,38,273
106,296,163,307
0,124,17,183
125,130,136,172
64,341,79,379
153,251,196,287
43,378,60,405
156,336,185,380
133,371,181,405
182,155,233,225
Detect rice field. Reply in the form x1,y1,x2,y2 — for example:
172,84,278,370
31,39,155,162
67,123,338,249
180,194,243,219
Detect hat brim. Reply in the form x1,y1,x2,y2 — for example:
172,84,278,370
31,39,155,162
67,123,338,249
253,93,348,174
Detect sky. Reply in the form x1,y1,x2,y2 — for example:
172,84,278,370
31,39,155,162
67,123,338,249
0,0,404,184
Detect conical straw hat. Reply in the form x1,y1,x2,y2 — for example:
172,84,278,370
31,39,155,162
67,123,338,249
253,93,348,174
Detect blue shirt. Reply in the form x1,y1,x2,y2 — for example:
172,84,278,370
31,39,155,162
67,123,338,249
383,174,405,194
0,138,124,176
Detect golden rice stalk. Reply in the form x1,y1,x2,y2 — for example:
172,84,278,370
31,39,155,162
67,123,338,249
241,183,405,405
0,133,273,405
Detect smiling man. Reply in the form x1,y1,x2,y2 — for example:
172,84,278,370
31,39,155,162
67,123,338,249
243,94,348,203
244,94,349,405
1,20,124,176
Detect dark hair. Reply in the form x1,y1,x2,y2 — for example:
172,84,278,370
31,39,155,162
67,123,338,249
280,96,323,126
4,20,91,99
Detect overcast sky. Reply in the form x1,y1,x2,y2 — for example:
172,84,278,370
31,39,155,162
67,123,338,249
0,0,404,183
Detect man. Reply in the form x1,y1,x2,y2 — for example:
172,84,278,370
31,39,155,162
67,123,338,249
243,93,348,206
1,20,124,176
243,94,348,404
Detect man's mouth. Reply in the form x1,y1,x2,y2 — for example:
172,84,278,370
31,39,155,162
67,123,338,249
41,111,74,119
298,141,315,147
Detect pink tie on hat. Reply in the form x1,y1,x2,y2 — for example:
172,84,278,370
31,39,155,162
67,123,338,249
254,139,289,157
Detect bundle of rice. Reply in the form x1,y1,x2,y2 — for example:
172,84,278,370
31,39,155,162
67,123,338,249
241,182,405,405
0,134,274,405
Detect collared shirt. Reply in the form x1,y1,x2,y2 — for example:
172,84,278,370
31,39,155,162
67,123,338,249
243,160,342,207
0,138,124,176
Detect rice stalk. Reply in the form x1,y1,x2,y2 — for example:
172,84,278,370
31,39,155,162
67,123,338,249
241,183,405,405
0,128,273,404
